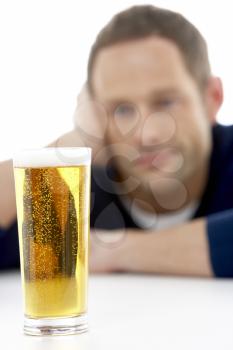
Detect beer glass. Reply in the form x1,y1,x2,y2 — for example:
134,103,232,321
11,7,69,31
13,147,91,336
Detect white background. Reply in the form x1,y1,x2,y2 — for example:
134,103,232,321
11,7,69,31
0,0,232,161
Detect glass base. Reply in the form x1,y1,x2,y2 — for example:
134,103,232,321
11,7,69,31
24,313,88,336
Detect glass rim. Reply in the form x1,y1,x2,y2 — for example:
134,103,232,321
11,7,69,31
13,147,92,168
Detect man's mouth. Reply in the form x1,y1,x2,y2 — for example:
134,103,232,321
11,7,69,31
134,148,179,170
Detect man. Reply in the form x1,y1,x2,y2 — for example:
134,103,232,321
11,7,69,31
1,5,233,277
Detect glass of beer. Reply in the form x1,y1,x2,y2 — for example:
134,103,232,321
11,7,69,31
13,147,91,336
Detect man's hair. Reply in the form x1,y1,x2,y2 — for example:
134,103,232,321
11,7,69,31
87,5,211,93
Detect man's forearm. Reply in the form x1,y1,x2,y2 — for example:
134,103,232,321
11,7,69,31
0,160,16,229
113,219,213,277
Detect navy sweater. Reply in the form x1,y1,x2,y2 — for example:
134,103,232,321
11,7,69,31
1,124,233,276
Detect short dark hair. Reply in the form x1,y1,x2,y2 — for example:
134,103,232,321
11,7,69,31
87,5,211,93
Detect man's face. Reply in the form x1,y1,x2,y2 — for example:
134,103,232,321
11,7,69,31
91,36,213,204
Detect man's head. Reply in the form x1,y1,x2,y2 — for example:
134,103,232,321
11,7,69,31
86,5,223,210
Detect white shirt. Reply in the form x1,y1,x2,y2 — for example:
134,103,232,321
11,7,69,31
120,197,199,231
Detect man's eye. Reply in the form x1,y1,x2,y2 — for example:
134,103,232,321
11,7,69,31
156,98,177,109
114,103,136,117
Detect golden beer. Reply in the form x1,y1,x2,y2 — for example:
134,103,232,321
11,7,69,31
13,148,91,335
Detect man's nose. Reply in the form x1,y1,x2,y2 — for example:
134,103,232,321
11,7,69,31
133,106,176,147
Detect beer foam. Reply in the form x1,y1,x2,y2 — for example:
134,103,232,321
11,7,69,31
13,147,92,168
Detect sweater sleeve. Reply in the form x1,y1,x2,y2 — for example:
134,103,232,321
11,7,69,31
207,209,233,277
0,220,20,269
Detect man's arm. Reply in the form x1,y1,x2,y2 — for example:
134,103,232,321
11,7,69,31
90,218,213,277
0,160,16,229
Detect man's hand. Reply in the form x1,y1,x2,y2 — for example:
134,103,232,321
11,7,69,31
89,229,125,273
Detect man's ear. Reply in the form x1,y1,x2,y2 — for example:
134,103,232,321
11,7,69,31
205,76,223,125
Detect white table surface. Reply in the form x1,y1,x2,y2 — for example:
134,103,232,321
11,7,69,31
0,271,233,350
